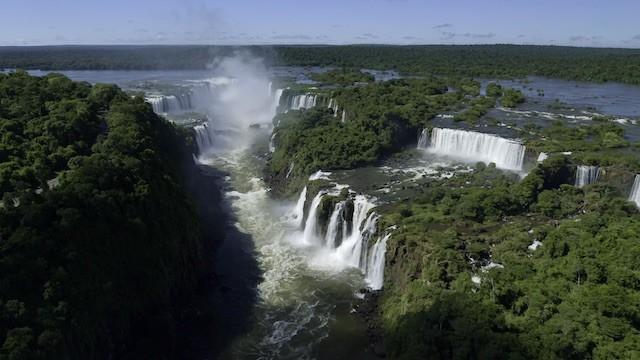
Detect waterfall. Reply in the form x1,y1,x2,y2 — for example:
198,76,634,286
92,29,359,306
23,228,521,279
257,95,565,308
188,82,216,110
629,175,640,207
269,131,277,153
192,80,283,155
270,86,284,115
537,152,549,163
324,202,345,247
296,187,386,289
147,95,191,114
309,170,332,181
425,127,526,171
364,234,391,290
328,98,339,117
575,165,600,188
302,191,325,245
287,94,318,111
268,87,284,152
290,186,307,228
417,128,429,149
146,83,218,115
341,110,346,123
194,123,214,152
336,197,377,268
286,163,295,179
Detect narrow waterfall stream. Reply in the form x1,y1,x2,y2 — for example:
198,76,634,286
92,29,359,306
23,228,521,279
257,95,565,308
575,165,600,187
629,175,640,208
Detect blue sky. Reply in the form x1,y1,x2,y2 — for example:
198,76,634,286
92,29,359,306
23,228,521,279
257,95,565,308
3,0,640,47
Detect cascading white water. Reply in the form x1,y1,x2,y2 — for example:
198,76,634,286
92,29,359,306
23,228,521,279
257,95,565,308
285,162,295,179
286,94,317,111
147,94,191,113
364,233,391,290
417,128,429,149
575,165,600,187
629,175,640,207
328,98,339,117
424,127,526,171
146,80,224,115
341,110,346,123
324,202,345,247
338,198,377,268
269,82,285,116
289,186,307,228
302,191,325,246
194,123,214,151
537,152,549,163
298,188,385,289
269,131,277,153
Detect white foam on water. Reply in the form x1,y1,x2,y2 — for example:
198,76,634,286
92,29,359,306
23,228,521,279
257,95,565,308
309,170,332,181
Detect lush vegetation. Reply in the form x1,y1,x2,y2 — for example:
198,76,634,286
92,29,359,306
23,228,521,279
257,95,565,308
267,68,640,358
267,78,467,195
520,121,640,181
378,159,640,359
0,72,217,358
501,88,526,108
268,77,533,195
524,122,631,154
2,45,640,84
454,96,496,123
310,68,375,85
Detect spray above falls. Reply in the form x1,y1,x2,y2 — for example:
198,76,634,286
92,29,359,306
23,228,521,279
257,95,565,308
183,54,285,156
419,127,526,171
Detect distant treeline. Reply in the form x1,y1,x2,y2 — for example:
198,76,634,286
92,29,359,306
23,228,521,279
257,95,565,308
2,45,640,84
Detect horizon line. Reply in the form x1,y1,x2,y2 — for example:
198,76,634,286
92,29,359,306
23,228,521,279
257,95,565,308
1,43,640,50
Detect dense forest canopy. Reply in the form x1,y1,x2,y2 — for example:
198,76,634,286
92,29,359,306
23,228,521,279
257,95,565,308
379,159,640,359
2,45,640,84
0,72,212,359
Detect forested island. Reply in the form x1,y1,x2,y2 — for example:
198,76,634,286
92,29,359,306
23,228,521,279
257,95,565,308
2,45,640,84
0,71,226,358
